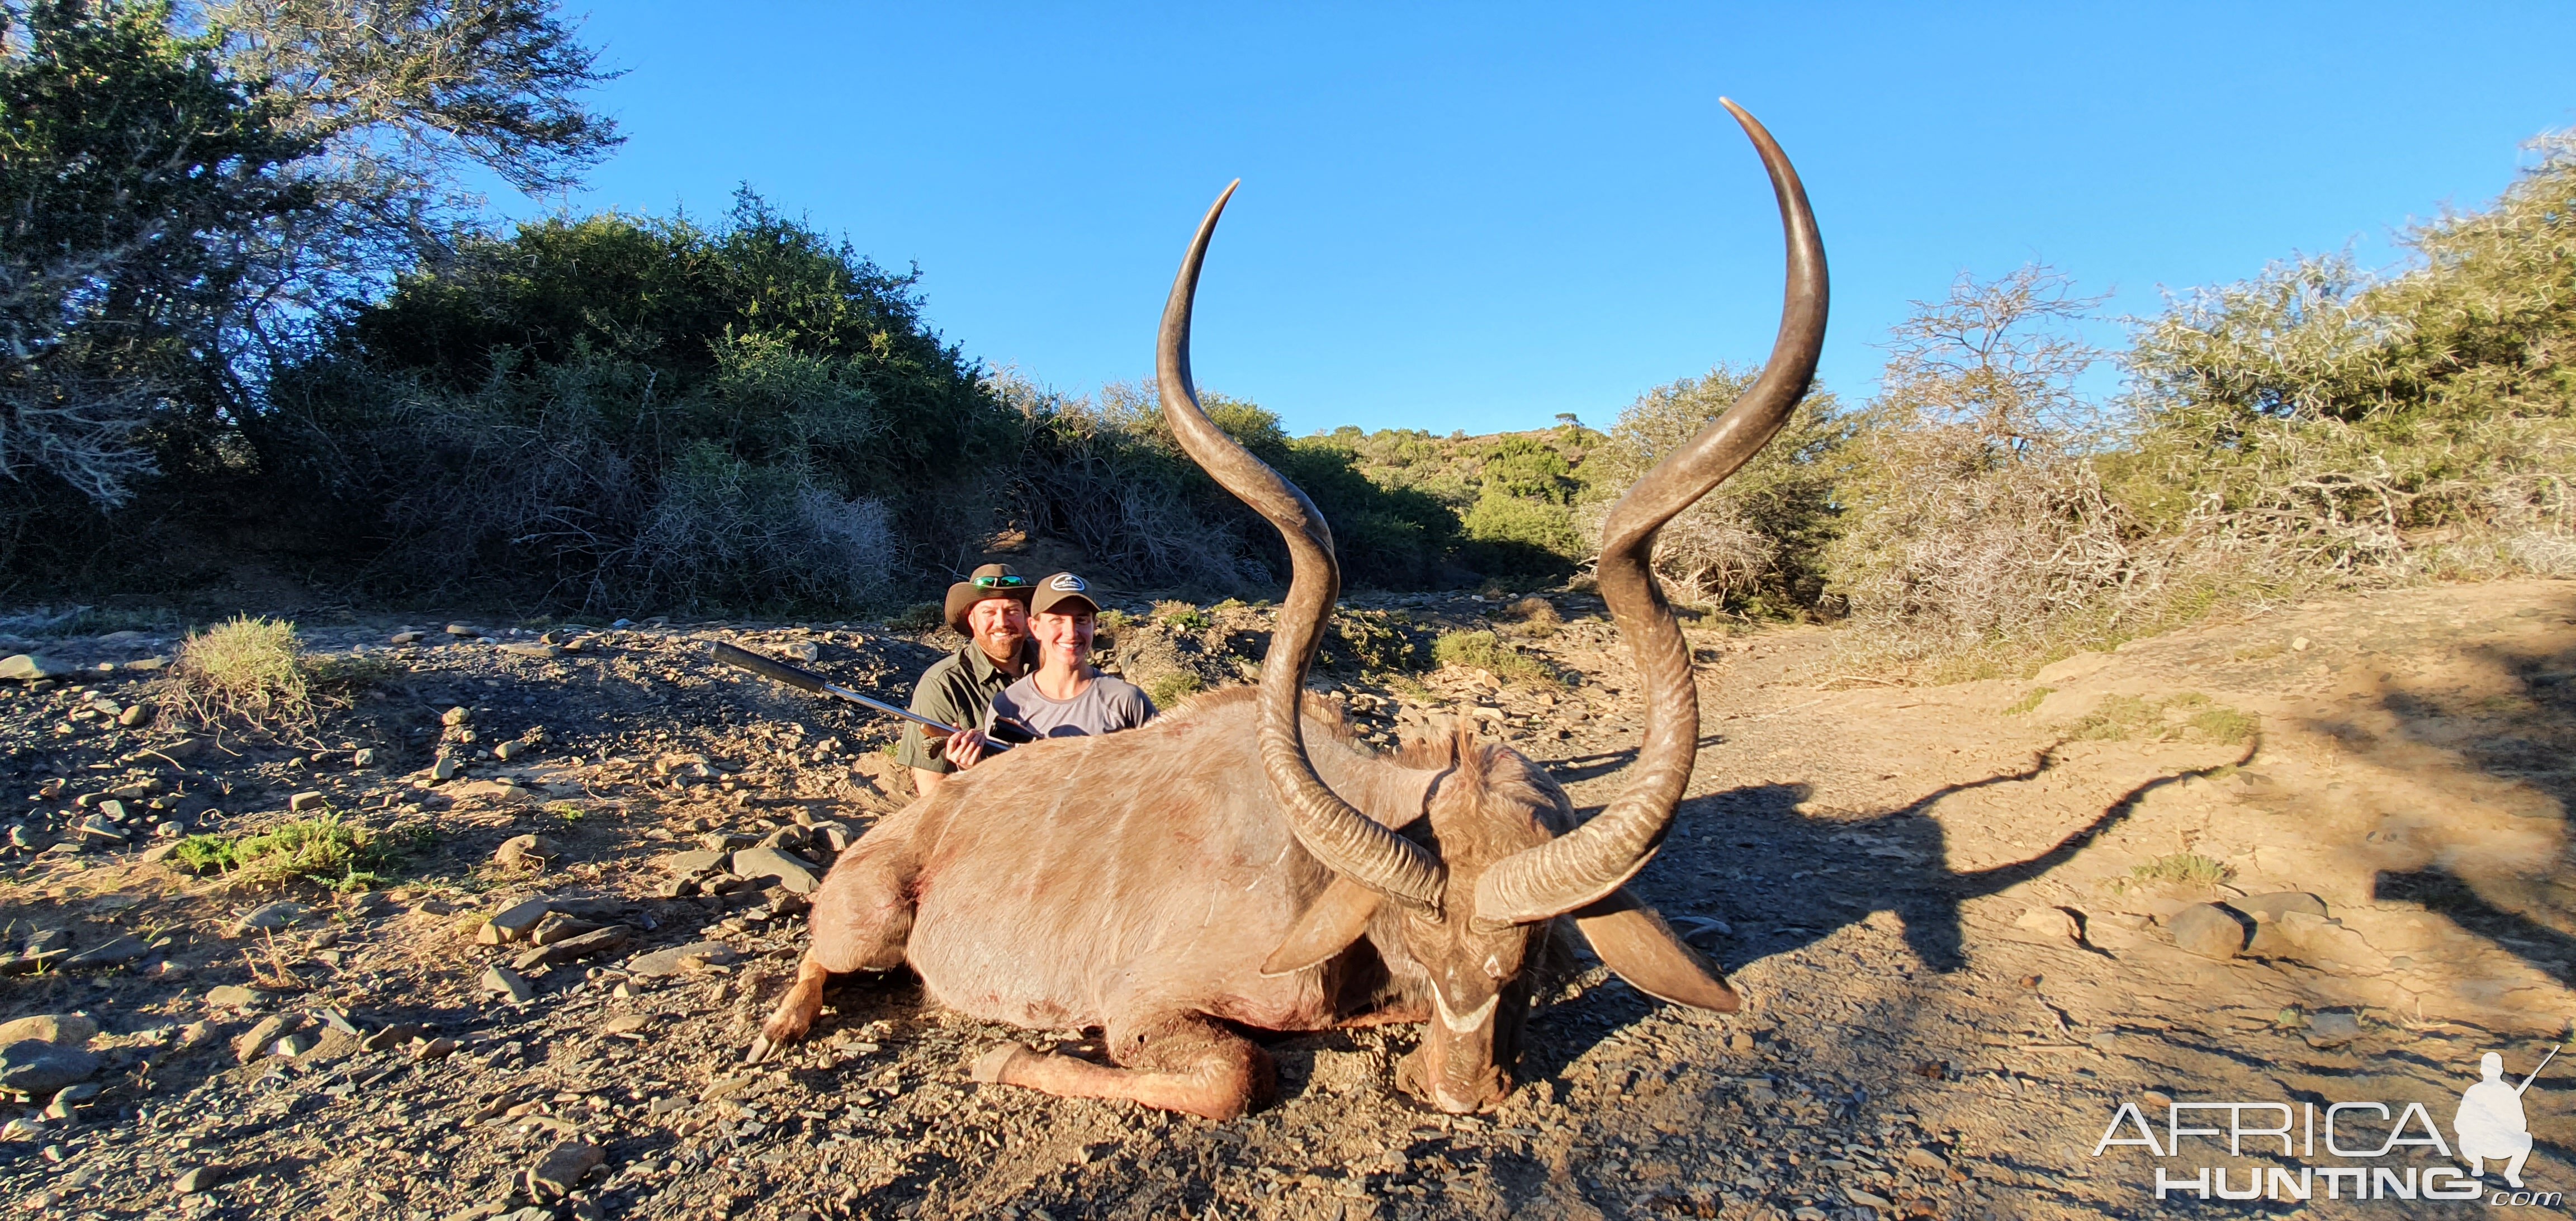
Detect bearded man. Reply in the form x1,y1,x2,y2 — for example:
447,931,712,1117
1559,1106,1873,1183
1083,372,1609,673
897,564,1035,797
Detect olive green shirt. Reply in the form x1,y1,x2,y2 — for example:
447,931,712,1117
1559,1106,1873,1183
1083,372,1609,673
896,640,1036,773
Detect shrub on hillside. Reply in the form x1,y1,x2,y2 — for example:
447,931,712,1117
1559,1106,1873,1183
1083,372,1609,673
1578,366,1846,616
248,196,1008,611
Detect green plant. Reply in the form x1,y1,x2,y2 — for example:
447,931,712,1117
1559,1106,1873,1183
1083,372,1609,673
546,802,587,822
2001,687,2053,716
171,816,416,891
1145,670,1205,709
1431,630,1552,685
173,616,311,726
1156,602,1211,633
2129,852,2234,888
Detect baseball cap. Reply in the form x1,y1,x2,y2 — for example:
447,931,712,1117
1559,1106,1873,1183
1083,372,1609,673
1029,571,1100,617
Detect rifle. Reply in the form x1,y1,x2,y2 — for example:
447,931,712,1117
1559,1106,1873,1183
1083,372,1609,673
2518,1044,2561,1096
709,642,1035,751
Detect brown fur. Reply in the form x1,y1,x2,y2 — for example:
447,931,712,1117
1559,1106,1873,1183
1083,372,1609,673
760,687,1730,1119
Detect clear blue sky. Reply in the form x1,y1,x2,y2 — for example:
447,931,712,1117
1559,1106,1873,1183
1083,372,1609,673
508,2,2576,437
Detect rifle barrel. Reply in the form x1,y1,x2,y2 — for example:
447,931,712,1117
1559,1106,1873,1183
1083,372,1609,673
709,642,1010,750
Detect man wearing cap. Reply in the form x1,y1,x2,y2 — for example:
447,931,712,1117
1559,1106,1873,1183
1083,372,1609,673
941,571,1156,773
898,563,1036,797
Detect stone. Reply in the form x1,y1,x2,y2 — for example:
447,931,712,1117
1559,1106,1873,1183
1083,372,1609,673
351,748,376,768
481,965,536,1004
414,1036,459,1061
390,631,425,645
512,925,630,971
235,1015,292,1063
782,641,821,663
43,1081,100,1120
477,898,552,945
625,941,736,978
430,757,464,782
602,1014,651,1035
660,849,728,875
205,985,265,1009
1904,1147,1948,1172
360,1023,420,1053
1845,1186,1893,1209
0,1040,97,1093
62,934,147,968
442,706,472,726
0,1014,95,1047
525,913,600,946
529,1139,605,1197
175,1166,223,1194
729,846,819,895
809,820,858,852
232,901,309,935
2304,1011,2364,1047
492,740,522,760
2012,906,2082,943
0,655,63,682
116,703,154,728
444,624,479,637
2170,903,2250,959
2234,891,2328,922
287,791,326,813
274,1032,314,1058
492,835,561,869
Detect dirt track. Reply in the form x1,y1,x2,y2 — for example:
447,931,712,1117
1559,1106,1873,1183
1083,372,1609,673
3,579,2573,1220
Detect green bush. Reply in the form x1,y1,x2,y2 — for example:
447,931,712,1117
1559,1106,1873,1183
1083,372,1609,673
172,815,414,891
1431,628,1552,685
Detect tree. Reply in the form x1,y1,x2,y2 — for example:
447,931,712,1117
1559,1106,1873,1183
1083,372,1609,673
0,0,617,519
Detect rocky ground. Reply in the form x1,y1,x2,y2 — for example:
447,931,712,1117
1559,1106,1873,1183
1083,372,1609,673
1,578,2572,1221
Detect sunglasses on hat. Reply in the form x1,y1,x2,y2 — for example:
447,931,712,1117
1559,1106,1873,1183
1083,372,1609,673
972,574,1029,589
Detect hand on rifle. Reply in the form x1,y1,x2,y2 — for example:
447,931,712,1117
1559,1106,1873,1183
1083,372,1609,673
940,726,991,771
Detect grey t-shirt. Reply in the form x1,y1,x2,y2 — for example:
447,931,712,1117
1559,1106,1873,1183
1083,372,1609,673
985,671,1157,740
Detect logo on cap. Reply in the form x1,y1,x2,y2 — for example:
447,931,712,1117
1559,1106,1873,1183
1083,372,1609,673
1048,574,1086,592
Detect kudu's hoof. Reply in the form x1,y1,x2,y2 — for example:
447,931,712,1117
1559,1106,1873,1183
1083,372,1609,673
969,1043,1026,1084
744,1035,776,1065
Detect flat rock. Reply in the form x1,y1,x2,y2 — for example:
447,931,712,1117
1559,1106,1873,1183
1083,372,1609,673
481,965,536,1004
0,1014,96,1047
0,654,63,682
626,941,736,977
512,925,630,971
205,985,266,1009
729,846,818,894
2170,903,2250,959
2236,891,2328,922
529,1140,604,1197
660,849,728,875
232,901,309,935
287,791,326,812
481,898,553,944
2304,1010,2364,1047
174,1166,222,1194
0,1039,98,1092
2011,906,2081,943
62,934,148,968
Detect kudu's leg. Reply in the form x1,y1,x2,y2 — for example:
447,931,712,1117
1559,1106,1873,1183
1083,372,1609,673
755,826,918,1054
970,1011,1275,1121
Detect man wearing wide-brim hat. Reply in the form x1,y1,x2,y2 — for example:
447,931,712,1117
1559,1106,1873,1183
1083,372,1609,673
897,563,1036,797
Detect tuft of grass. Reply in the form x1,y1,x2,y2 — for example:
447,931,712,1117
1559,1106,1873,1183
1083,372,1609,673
171,815,419,891
2062,691,2257,744
1145,670,1205,709
2002,687,2054,716
174,616,310,726
546,802,588,823
1431,629,1554,685
1502,596,1562,638
2129,851,2235,888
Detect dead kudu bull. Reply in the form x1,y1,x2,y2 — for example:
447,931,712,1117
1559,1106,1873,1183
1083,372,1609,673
758,100,1827,1119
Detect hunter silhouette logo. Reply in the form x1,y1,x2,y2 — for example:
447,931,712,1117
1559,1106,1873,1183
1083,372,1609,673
2089,1044,2560,1204
2456,1045,2554,1190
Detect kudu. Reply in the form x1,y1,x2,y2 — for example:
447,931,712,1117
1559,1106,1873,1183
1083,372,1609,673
757,99,1826,1119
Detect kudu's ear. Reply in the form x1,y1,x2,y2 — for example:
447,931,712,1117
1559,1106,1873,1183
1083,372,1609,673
1573,887,1740,1012
1260,876,1381,977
